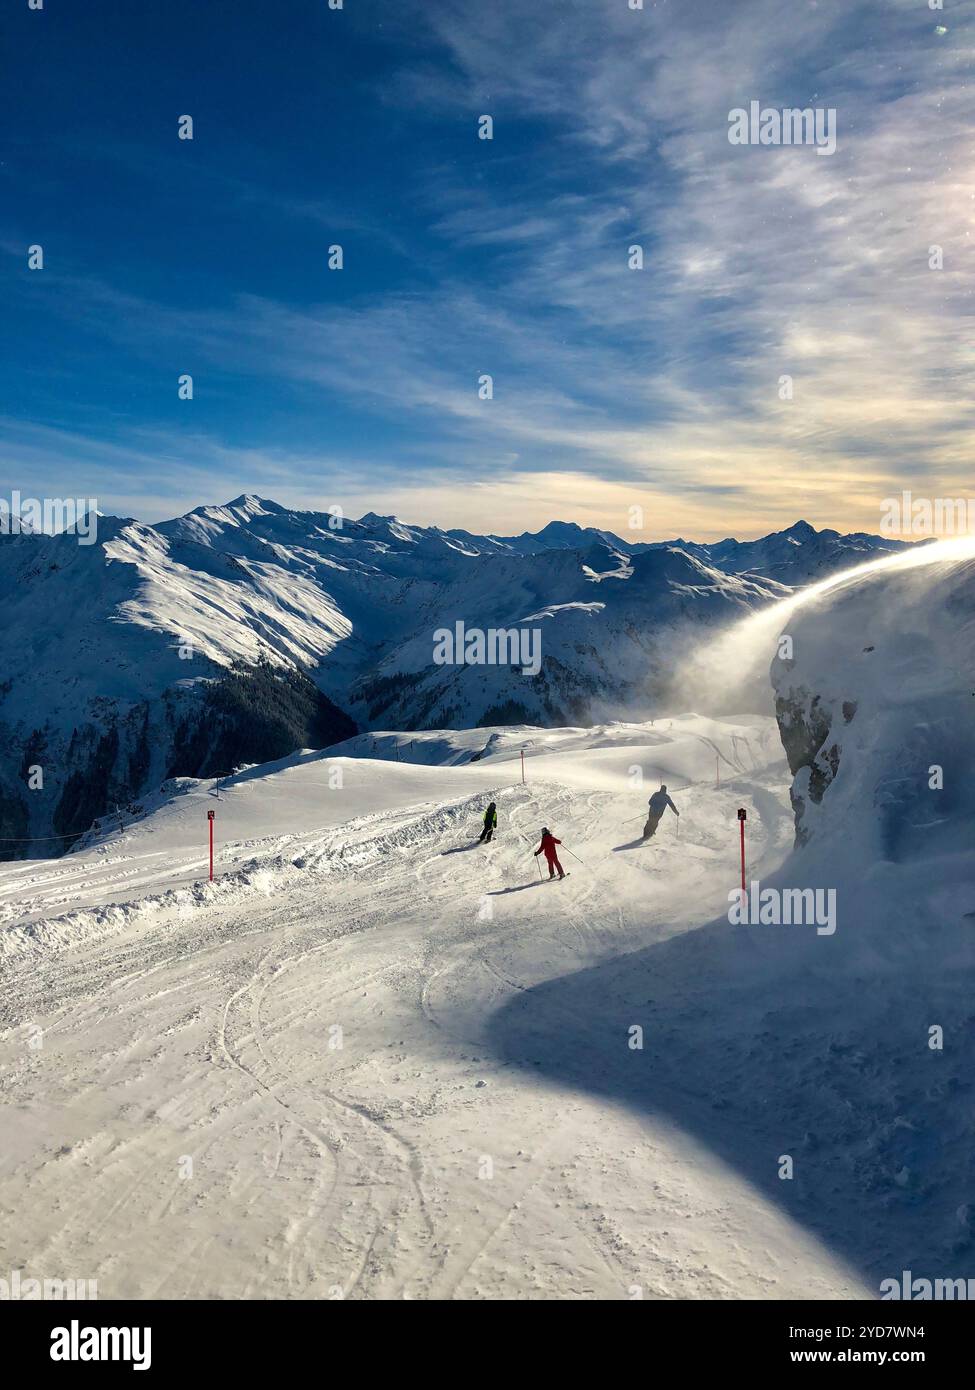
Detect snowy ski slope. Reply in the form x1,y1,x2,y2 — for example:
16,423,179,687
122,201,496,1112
0,714,870,1298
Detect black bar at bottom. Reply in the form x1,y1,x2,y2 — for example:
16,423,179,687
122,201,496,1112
4,1297,969,1376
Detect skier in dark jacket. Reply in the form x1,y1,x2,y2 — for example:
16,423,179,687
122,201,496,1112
534,828,565,879
643,784,679,840
479,802,498,843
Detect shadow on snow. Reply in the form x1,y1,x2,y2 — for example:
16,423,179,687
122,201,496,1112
485,903,975,1293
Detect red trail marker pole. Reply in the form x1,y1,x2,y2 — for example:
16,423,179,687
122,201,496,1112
208,808,215,882
737,807,747,892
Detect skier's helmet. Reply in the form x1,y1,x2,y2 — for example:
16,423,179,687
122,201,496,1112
660,784,667,792
541,827,550,836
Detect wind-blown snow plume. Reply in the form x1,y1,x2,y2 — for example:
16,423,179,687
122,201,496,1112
666,535,974,719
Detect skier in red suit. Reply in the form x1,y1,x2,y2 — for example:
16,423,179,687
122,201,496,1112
534,828,565,879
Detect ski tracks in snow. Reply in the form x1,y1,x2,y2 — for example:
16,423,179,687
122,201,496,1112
0,724,857,1299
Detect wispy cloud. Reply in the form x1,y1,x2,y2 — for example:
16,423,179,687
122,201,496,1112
5,0,973,538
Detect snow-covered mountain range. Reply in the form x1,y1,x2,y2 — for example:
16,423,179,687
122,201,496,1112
1,536,971,1297
0,496,913,856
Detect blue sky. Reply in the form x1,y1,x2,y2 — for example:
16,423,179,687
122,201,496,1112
2,0,972,539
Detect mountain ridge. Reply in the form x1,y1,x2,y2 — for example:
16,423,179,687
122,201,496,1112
0,497,914,857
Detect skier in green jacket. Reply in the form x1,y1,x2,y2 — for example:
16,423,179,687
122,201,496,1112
479,801,498,843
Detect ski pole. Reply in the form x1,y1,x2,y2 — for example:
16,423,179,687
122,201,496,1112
533,854,543,880
561,846,586,867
